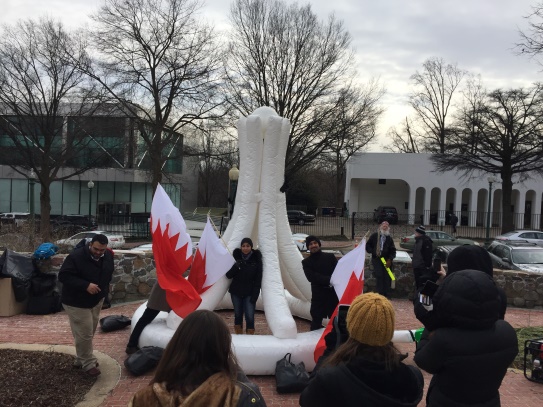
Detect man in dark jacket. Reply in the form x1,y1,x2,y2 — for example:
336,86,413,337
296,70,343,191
414,270,518,406
302,235,338,330
59,234,114,377
366,221,396,297
411,225,434,289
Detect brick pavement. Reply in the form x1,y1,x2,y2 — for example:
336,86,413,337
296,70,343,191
0,299,542,406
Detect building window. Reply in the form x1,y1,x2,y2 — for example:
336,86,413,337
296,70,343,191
378,179,386,185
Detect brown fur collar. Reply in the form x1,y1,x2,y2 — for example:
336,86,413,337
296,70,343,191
128,372,241,407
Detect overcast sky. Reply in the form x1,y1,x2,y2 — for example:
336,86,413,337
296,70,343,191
2,0,542,150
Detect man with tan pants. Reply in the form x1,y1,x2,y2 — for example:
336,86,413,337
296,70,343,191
59,234,114,377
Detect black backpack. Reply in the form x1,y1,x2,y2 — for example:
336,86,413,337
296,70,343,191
124,346,164,376
99,315,131,332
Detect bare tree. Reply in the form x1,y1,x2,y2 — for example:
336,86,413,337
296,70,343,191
518,3,543,64
320,81,385,207
410,57,466,153
383,117,422,153
0,18,115,239
432,84,543,233
225,0,355,178
86,0,225,192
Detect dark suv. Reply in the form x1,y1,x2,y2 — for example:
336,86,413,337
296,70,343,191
287,210,315,226
373,206,398,224
54,214,98,229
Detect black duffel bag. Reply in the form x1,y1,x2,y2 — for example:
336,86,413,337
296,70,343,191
275,352,310,394
99,315,131,332
124,346,164,376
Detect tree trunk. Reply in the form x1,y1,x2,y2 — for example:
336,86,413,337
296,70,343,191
500,174,513,234
39,182,52,241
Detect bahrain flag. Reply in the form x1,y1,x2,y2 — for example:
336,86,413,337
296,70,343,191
314,238,366,362
151,183,201,318
188,218,235,293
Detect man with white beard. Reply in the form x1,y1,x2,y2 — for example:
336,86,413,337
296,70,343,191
366,221,397,297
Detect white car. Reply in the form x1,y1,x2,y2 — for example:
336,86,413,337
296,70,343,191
494,230,543,247
292,233,309,251
129,240,200,254
56,231,126,249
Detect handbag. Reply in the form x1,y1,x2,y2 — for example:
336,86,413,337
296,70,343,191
275,352,310,394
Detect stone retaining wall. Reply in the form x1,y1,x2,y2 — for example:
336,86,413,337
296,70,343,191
37,252,543,309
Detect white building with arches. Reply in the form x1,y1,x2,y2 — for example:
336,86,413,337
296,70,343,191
345,153,543,230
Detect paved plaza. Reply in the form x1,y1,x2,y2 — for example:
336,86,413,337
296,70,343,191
1,298,542,406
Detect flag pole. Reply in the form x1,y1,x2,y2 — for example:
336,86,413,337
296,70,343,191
208,215,233,255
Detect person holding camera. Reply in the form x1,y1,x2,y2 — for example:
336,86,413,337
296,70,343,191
226,237,262,335
300,293,424,407
411,225,434,289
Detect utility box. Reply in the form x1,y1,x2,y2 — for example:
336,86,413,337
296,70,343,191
0,278,28,316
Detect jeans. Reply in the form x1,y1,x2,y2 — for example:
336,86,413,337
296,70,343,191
231,294,255,329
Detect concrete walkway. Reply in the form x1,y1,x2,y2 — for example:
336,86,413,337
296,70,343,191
1,299,542,406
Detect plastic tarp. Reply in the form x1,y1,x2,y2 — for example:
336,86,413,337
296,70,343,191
0,250,36,301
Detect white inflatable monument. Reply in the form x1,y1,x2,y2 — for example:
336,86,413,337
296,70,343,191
132,107,414,375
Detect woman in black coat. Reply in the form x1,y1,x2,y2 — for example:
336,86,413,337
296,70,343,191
226,237,263,335
414,270,518,407
300,293,424,407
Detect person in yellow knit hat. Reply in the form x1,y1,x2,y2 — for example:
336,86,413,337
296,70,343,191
300,293,424,407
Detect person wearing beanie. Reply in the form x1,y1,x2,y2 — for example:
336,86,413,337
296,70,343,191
366,221,397,297
300,293,424,407
414,245,507,331
411,225,435,289
302,235,339,330
226,237,262,334
414,270,518,407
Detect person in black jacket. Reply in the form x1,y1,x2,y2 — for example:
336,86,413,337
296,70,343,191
414,244,507,331
59,234,114,377
366,221,397,297
411,225,434,289
300,293,424,407
226,237,263,335
414,270,518,407
302,235,338,330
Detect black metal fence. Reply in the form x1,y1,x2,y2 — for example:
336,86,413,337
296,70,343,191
96,210,542,241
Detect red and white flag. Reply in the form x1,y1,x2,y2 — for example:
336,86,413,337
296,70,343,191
314,239,366,362
151,183,201,318
188,218,235,293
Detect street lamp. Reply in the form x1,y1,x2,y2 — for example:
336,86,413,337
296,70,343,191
485,176,498,246
228,165,240,219
88,180,94,230
28,169,36,238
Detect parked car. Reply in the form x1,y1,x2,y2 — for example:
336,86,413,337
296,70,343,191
486,240,543,273
55,214,98,229
0,212,30,227
432,245,504,271
287,210,315,226
494,230,543,247
291,233,309,251
373,206,398,224
400,230,479,251
50,219,87,235
56,230,126,249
